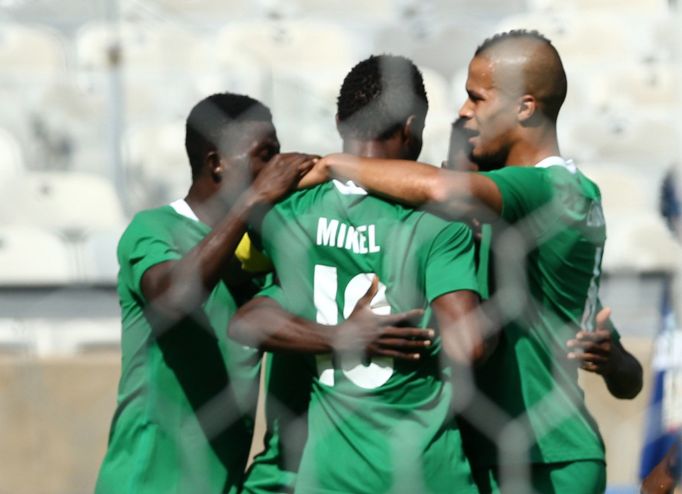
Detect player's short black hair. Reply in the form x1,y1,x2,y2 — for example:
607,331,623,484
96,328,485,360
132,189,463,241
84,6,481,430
337,54,428,140
475,29,567,123
475,29,553,56
185,92,272,179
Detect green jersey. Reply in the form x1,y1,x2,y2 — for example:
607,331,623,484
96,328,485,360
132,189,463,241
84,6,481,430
464,158,609,466
95,202,260,494
256,180,480,494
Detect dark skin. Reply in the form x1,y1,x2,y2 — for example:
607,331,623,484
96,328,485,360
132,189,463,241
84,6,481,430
140,121,317,321
306,40,643,399
567,307,643,399
231,114,487,366
641,441,680,494
231,277,434,361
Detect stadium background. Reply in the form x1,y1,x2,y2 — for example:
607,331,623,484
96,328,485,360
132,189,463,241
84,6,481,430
1,0,680,492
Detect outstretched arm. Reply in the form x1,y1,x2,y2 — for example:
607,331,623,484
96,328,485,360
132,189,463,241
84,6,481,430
141,153,316,321
229,277,434,360
567,307,643,399
311,153,503,221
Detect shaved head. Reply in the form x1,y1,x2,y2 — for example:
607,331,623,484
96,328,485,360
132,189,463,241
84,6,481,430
475,30,567,123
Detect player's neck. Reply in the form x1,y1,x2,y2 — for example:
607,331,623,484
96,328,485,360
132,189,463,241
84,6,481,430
185,181,235,227
505,128,561,167
342,139,401,159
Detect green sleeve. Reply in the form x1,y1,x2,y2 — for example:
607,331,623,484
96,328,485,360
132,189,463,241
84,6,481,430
424,222,479,303
483,166,553,224
118,216,182,301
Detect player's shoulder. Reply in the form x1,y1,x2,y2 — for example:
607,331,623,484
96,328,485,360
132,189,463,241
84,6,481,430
411,209,472,240
273,182,336,212
118,205,179,252
124,205,177,233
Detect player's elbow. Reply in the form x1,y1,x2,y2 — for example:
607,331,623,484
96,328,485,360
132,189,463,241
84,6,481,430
228,313,258,347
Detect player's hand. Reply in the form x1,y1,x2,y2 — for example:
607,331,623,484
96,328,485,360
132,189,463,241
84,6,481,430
297,157,329,189
566,307,619,375
333,276,433,361
251,152,319,204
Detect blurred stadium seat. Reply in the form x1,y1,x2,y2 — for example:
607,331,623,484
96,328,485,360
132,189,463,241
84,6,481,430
591,61,679,112
75,21,209,73
527,0,668,14
0,226,74,285
214,19,362,72
0,171,127,236
136,0,266,19
495,12,645,68
579,164,680,273
373,22,484,80
0,23,67,75
80,228,124,285
602,213,681,273
122,120,190,210
0,128,24,177
289,0,396,23
568,112,678,166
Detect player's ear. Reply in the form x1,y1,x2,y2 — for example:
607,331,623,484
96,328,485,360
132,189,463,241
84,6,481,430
403,114,424,159
403,115,425,143
205,149,224,183
517,94,538,124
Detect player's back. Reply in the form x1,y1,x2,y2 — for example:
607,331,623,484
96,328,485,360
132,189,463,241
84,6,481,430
258,180,479,494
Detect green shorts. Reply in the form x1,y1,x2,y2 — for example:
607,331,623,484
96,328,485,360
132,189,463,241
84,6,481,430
472,460,606,494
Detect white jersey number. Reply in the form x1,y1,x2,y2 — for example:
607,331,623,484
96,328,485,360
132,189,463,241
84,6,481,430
313,264,394,389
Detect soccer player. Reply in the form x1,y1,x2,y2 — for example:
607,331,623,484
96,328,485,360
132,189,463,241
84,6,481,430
312,31,644,493
230,54,487,493
94,93,319,494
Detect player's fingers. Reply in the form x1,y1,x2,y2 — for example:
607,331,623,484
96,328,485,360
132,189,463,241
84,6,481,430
595,306,612,330
580,361,601,373
297,158,318,176
566,339,610,353
380,327,435,340
381,308,424,326
352,276,379,311
369,347,421,361
567,351,608,363
376,337,432,349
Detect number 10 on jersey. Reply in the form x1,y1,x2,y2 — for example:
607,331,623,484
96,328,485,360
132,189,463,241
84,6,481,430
314,265,394,390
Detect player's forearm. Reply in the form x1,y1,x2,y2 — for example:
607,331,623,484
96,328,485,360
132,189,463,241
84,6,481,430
229,297,334,353
143,195,260,318
322,154,500,220
603,345,643,399
323,154,447,207
433,291,488,365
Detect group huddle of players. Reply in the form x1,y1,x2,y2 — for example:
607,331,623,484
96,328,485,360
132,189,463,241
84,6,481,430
94,30,645,494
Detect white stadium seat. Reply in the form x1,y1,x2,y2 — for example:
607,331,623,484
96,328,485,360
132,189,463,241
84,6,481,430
0,172,127,236
214,20,361,72
568,113,679,166
0,226,74,285
495,12,640,68
602,213,681,273
527,0,668,14
590,62,680,112
80,228,124,285
0,128,24,178
75,21,209,73
0,23,67,75
123,121,190,209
